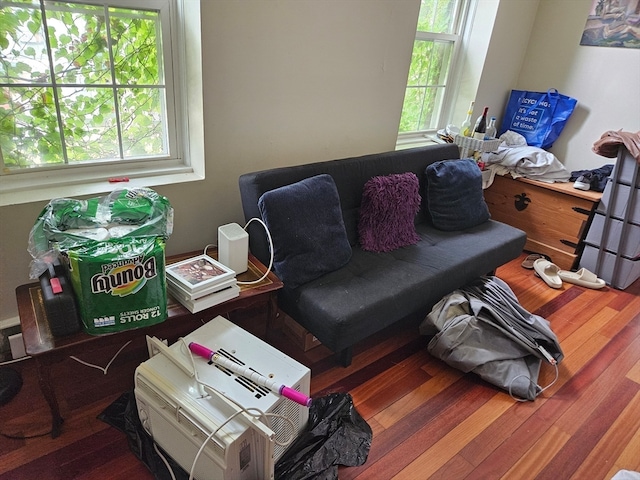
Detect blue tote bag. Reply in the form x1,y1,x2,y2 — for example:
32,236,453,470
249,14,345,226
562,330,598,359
499,88,577,149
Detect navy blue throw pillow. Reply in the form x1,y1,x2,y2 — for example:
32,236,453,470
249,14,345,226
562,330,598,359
425,159,491,231
258,174,352,289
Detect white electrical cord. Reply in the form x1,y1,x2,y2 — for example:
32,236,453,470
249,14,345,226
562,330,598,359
178,338,296,445
0,355,31,366
173,338,296,480
507,361,560,402
69,340,132,374
189,409,245,480
153,442,177,480
236,218,274,285
202,217,274,285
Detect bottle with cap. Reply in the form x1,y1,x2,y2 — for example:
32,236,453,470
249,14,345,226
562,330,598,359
460,101,475,137
485,116,497,140
473,107,489,140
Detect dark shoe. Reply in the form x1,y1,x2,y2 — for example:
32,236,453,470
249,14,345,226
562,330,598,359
573,173,592,191
522,253,551,269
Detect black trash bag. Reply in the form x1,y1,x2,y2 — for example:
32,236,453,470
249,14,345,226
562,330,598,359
275,393,372,480
0,367,23,406
98,391,189,480
100,391,372,480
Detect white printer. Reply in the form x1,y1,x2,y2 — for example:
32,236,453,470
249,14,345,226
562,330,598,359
134,315,311,480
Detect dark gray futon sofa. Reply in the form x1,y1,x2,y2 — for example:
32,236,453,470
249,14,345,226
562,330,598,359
239,144,526,366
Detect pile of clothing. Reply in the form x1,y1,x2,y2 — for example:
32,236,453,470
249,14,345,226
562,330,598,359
480,131,570,183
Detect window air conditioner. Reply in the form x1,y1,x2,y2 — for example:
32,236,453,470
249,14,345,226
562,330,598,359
134,315,311,480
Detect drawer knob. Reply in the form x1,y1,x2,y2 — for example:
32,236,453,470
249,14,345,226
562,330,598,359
514,193,531,211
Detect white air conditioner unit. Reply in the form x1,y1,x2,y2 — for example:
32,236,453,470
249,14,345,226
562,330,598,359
134,315,311,480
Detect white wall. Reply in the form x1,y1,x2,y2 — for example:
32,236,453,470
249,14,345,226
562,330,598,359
0,0,420,325
454,0,541,134
1,0,638,326
506,0,640,172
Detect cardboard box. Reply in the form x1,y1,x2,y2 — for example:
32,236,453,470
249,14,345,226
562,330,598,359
283,315,321,352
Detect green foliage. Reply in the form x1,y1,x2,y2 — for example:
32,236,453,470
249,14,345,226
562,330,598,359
399,39,452,133
0,1,167,170
400,0,458,134
416,0,456,34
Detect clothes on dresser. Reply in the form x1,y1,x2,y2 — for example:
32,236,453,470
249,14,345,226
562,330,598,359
481,130,570,183
592,130,640,163
569,164,614,192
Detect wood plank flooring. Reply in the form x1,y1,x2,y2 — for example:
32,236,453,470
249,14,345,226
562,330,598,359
1,252,639,479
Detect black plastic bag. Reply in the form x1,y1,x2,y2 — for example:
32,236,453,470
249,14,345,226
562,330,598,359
275,393,372,480
99,391,372,480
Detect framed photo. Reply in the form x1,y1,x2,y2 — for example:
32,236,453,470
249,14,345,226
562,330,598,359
166,254,235,293
581,0,640,49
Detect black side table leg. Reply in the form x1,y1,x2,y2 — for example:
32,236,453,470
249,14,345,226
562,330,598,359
35,358,63,438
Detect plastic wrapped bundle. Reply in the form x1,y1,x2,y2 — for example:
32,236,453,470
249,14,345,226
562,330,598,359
27,188,173,335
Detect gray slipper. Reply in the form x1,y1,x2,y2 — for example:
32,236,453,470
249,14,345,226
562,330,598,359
522,253,550,269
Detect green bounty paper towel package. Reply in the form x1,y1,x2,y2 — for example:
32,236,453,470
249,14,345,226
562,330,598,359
28,187,173,335
67,236,167,334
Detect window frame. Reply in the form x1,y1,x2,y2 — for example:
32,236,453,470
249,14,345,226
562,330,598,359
397,0,471,144
0,0,204,206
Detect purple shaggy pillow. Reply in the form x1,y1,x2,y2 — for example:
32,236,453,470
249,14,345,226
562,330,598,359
358,172,421,253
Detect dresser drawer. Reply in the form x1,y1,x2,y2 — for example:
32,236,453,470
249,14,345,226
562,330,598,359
484,175,602,269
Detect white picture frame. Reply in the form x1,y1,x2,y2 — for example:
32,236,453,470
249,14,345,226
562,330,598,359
166,254,235,293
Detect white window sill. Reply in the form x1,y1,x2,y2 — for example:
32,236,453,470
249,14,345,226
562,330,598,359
0,162,204,206
395,134,440,150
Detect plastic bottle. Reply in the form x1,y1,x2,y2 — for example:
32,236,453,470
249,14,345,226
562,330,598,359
485,116,497,140
461,101,475,137
473,107,489,140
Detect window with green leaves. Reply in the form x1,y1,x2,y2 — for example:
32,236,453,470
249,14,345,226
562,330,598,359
1,0,176,171
398,0,469,135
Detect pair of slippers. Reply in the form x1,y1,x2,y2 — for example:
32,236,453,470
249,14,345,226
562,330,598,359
532,258,606,290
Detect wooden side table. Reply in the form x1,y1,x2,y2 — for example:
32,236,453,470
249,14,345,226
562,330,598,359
483,175,602,270
15,250,282,438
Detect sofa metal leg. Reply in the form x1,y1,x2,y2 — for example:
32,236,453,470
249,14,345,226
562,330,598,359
337,347,353,367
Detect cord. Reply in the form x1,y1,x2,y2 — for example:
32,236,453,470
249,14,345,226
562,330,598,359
174,338,296,478
236,218,274,285
69,340,132,374
153,442,177,480
1,428,52,440
178,339,296,445
202,218,274,285
0,355,31,366
189,409,245,480
508,362,559,402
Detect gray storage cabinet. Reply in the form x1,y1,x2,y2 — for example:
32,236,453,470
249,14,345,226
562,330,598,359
580,145,640,289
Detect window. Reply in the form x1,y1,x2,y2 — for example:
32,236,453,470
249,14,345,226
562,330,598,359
0,0,203,206
398,0,469,136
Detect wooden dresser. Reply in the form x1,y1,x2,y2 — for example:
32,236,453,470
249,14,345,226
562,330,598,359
483,175,602,270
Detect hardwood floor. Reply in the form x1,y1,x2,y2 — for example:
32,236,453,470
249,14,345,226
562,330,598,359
1,252,639,479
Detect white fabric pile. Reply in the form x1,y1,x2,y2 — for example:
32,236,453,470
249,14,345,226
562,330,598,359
481,131,570,183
